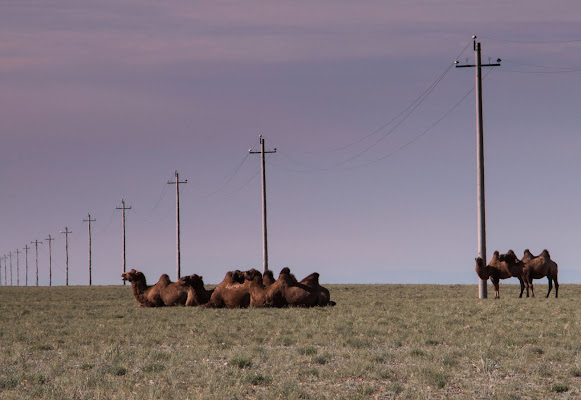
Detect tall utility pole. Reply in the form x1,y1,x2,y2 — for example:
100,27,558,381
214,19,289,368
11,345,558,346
83,214,96,286
60,227,72,286
15,249,20,286
168,171,187,280
455,36,501,299
249,135,277,273
31,240,42,286
2,255,6,285
9,252,13,286
45,235,55,286
116,200,132,284
23,245,30,286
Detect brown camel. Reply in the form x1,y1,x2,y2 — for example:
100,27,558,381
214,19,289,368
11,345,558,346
474,251,527,299
121,269,164,307
157,274,194,306
262,270,275,286
521,249,559,298
299,272,336,306
264,267,320,307
202,270,260,308
183,274,214,306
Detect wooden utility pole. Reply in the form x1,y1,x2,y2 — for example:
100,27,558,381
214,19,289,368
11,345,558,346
45,235,55,286
31,240,42,286
249,135,277,273
168,171,187,279
60,227,72,286
15,249,20,286
116,200,132,284
9,252,12,286
83,214,96,285
23,244,30,286
455,36,500,299
2,255,6,285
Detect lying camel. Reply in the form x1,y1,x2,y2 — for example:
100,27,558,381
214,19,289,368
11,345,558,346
475,251,527,299
202,271,253,308
521,249,559,298
121,269,164,307
157,274,192,306
262,270,275,287
299,272,336,306
264,267,320,307
184,274,214,306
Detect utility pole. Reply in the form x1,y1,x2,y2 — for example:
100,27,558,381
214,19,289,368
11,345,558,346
15,249,20,286
168,171,187,280
2,255,6,285
455,36,501,299
83,214,96,286
116,200,132,285
45,235,55,286
31,240,42,286
60,227,72,286
9,252,12,286
249,135,277,273
23,245,30,286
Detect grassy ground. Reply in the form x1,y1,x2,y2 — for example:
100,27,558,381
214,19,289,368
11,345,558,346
0,284,580,399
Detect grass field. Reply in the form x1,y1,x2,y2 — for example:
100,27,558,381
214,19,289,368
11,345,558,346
0,284,580,399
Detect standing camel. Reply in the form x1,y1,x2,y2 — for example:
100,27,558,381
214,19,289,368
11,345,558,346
474,250,527,299
521,249,559,298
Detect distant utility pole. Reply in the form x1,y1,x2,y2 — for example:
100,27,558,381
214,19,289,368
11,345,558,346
83,214,96,286
2,255,6,285
455,36,501,299
23,245,30,286
249,135,277,273
9,252,12,286
60,227,72,286
45,235,55,286
168,171,187,280
31,240,42,286
116,200,132,285
15,249,20,286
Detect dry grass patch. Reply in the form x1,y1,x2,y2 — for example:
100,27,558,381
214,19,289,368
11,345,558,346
0,284,580,399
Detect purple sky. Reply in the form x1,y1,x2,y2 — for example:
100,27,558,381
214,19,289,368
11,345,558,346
1,1,581,286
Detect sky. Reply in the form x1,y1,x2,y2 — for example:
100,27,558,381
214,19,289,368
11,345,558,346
1,1,581,287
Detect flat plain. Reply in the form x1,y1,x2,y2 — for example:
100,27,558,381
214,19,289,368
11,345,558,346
0,283,580,399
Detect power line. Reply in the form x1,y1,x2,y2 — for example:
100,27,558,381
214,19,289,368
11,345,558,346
480,36,581,44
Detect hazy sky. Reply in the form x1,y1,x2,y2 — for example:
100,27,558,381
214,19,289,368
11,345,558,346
1,1,580,287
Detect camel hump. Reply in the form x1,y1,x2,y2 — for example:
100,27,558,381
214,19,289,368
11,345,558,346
541,249,551,258
524,249,532,256
280,267,291,275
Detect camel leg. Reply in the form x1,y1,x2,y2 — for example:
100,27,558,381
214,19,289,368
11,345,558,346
554,277,559,298
529,279,535,298
518,278,524,298
546,277,552,298
492,278,500,299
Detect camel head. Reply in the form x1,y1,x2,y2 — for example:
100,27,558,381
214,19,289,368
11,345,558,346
243,268,262,282
181,274,205,288
474,257,489,280
121,269,143,282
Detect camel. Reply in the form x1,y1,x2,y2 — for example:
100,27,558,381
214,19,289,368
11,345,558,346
474,251,527,299
121,269,165,307
202,270,262,308
264,267,322,307
262,270,275,287
521,249,559,298
182,274,214,306
157,274,193,306
299,272,336,306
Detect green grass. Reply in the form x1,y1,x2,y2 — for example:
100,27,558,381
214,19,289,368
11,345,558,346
0,284,580,399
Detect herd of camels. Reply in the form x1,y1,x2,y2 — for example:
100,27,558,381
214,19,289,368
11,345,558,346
121,267,336,308
475,248,559,299
121,247,559,307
